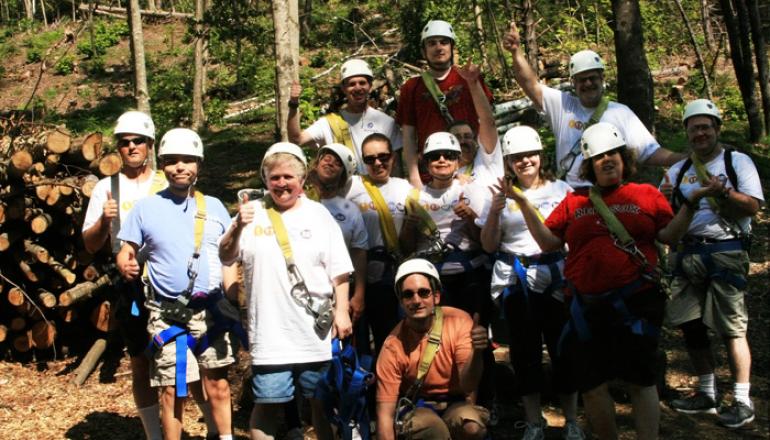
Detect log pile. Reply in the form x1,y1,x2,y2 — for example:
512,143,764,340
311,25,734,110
0,115,121,363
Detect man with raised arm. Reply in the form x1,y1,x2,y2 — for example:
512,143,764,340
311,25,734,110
502,21,683,188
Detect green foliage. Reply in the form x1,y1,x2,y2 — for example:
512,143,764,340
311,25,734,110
82,56,106,75
148,63,193,134
77,19,129,58
54,55,75,75
24,29,63,63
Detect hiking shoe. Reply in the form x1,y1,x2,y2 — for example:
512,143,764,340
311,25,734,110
718,401,755,428
669,391,718,414
563,420,586,440
521,421,546,440
488,402,500,427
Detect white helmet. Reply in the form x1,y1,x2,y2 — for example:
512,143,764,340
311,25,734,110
569,50,604,77
502,125,543,156
423,132,461,155
683,98,722,125
158,128,204,160
114,111,155,140
318,143,357,180
580,122,626,159
262,142,307,178
340,59,373,83
421,20,456,43
394,258,441,292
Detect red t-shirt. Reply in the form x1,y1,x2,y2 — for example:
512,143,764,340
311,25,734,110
376,306,473,403
396,66,494,152
544,183,673,295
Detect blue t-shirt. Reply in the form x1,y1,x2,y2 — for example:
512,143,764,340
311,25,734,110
118,189,231,300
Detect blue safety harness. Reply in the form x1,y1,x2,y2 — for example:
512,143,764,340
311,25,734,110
497,251,564,307
674,238,747,289
145,290,248,398
316,338,374,440
557,278,659,355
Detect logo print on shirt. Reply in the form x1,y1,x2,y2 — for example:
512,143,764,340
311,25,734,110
301,229,312,239
334,213,346,222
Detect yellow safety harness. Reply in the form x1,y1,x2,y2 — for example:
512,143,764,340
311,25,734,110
325,113,356,154
361,176,401,255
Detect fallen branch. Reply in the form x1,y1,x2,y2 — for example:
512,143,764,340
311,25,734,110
77,3,193,19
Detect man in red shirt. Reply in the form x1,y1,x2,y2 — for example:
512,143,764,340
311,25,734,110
397,20,493,187
376,258,489,440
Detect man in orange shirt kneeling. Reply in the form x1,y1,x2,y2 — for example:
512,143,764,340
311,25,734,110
375,258,489,440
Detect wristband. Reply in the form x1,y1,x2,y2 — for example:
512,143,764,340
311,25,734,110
288,99,299,109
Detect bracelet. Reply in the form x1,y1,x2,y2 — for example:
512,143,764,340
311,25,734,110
288,99,299,109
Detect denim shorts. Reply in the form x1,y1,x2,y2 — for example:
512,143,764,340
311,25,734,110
251,361,330,404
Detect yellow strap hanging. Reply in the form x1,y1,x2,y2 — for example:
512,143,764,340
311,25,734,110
361,176,400,253
325,113,356,153
263,196,295,264
690,153,722,213
462,161,474,176
509,185,545,223
406,188,438,237
416,306,444,382
148,170,167,195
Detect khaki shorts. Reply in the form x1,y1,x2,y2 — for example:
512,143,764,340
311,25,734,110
401,402,489,439
146,304,237,388
665,249,749,338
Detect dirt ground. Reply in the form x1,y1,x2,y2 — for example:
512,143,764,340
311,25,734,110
0,209,767,439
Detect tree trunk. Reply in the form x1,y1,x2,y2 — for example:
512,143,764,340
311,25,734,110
701,0,716,51
719,0,762,141
611,0,655,130
127,0,151,114
272,0,300,141
191,0,208,131
23,0,32,20
521,0,540,78
71,338,106,386
674,0,713,100
472,0,491,74
746,0,770,135
301,0,312,45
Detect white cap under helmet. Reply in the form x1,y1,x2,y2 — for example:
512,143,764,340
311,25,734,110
682,98,722,125
318,143,357,180
580,122,626,159
394,258,441,293
114,111,155,140
158,128,204,160
502,125,543,156
340,59,373,83
569,50,604,77
421,20,456,43
261,142,307,179
423,132,461,155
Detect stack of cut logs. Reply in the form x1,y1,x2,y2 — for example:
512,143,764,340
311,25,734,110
0,115,123,362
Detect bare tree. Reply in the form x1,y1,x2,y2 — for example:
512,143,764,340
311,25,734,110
126,1,151,114
674,0,713,100
521,0,539,78
611,0,655,130
472,0,491,73
191,0,209,131
700,0,716,51
746,0,770,135
272,0,299,141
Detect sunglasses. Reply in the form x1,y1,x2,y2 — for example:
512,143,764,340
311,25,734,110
362,153,392,165
117,136,149,148
400,288,433,300
424,150,460,162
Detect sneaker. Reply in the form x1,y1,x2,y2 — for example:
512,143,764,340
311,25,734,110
521,422,545,440
718,401,755,428
669,391,718,414
563,420,586,440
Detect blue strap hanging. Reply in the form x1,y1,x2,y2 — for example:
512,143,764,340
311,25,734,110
147,325,197,397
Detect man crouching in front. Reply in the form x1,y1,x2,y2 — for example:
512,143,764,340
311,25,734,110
375,258,489,439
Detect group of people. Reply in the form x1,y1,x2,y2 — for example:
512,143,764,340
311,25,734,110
81,17,764,440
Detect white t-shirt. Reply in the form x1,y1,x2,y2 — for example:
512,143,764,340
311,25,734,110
237,198,353,365
457,138,504,188
477,179,572,298
345,175,413,282
663,149,764,239
82,172,166,232
305,108,403,175
541,86,660,188
412,180,488,274
320,196,369,250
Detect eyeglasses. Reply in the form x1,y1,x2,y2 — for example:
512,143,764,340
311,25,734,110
362,153,392,165
117,136,149,148
686,124,715,134
400,288,433,300
424,150,460,162
573,74,602,85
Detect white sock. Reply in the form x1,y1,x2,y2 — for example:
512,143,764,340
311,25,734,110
219,435,234,440
698,373,716,400
198,401,218,435
137,404,162,440
734,382,752,407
